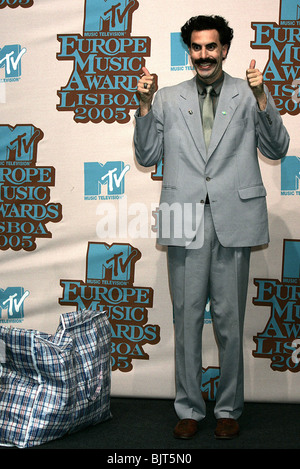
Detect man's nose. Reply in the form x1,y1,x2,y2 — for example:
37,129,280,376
200,47,208,59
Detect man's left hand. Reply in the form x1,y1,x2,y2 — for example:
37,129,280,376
246,59,267,110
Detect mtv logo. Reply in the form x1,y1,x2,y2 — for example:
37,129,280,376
201,366,220,401
280,0,300,20
170,32,190,67
84,0,138,34
84,161,130,196
0,124,43,162
281,156,300,191
282,239,300,283
0,287,29,320
0,44,26,80
86,242,141,283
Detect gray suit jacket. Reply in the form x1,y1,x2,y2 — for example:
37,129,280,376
134,72,290,248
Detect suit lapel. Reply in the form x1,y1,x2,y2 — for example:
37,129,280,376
178,73,240,162
207,73,240,159
178,77,207,160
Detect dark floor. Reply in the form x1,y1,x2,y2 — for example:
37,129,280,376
2,397,299,453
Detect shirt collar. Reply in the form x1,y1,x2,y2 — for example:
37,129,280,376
196,72,224,96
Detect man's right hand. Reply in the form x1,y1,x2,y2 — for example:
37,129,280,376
137,67,157,116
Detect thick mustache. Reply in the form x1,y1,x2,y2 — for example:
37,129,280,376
194,58,217,65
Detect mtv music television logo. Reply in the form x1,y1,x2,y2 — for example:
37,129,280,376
0,124,43,163
84,0,139,34
281,156,300,195
0,44,26,82
86,242,140,284
84,161,130,199
170,32,192,71
280,0,300,22
0,287,29,323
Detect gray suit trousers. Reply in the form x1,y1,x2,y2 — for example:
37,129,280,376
167,205,251,421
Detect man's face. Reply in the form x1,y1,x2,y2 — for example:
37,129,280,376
188,29,228,84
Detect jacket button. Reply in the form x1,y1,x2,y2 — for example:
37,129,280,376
206,176,211,181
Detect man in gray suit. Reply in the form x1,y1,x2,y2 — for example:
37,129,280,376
134,15,289,440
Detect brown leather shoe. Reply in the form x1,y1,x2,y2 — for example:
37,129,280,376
173,419,198,439
214,418,239,439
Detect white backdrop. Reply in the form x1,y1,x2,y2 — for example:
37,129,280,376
1,0,299,403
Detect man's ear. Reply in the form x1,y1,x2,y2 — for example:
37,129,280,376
222,44,229,60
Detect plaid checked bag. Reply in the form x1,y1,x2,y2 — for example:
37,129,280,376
0,309,112,448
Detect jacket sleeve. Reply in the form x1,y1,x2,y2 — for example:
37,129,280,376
134,90,164,168
256,86,290,160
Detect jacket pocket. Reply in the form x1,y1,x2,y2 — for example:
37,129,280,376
238,185,267,199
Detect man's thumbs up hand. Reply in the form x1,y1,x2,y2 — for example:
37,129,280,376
249,59,256,70
137,67,157,116
246,60,267,110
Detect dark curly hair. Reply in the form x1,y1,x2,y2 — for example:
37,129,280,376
181,15,234,53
